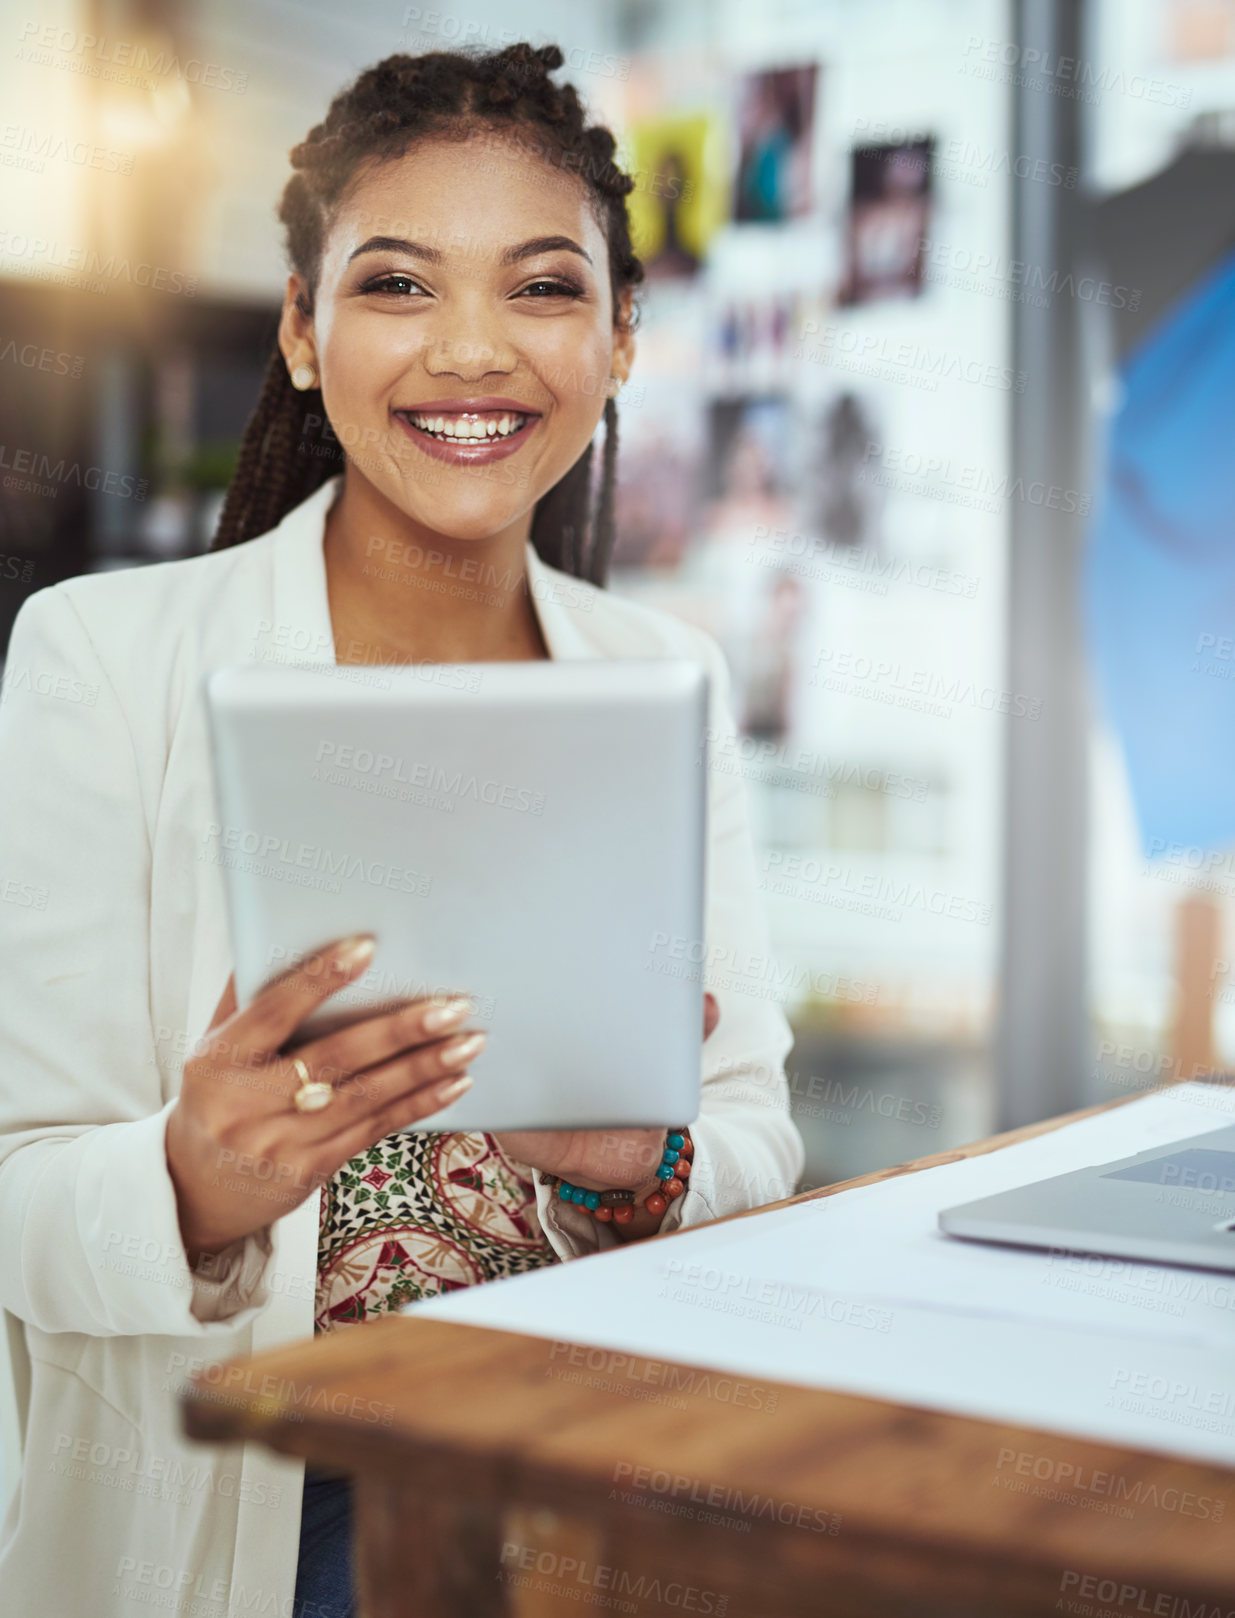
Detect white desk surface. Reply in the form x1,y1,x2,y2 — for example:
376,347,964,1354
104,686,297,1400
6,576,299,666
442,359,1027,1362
407,1083,1235,1468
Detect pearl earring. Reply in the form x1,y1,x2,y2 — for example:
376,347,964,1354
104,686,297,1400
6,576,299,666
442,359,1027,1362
290,363,318,390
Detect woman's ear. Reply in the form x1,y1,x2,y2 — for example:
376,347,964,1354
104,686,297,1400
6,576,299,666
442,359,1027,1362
611,286,637,388
277,274,318,381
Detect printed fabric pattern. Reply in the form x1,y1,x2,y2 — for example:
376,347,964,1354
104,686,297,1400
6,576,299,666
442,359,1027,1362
315,1129,560,1332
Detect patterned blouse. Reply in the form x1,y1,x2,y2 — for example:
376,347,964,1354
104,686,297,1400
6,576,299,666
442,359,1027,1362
314,1129,561,1333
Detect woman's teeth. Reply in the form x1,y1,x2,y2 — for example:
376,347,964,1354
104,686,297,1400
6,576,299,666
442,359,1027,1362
406,412,527,441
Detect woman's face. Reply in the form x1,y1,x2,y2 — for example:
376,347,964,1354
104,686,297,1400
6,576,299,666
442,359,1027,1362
279,133,635,542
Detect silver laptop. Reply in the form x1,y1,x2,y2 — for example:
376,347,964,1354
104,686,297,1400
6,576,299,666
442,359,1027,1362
204,658,708,1132
939,1127,1235,1273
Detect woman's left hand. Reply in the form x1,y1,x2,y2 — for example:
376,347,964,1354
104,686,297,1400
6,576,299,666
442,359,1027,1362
492,993,719,1192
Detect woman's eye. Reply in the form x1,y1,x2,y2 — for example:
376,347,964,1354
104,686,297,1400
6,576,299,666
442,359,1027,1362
363,274,423,296
520,279,584,299
359,274,582,299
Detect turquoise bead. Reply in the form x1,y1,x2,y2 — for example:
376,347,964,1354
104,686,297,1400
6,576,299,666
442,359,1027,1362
656,1163,674,1181
667,1133,685,1150
570,1186,587,1205
584,1191,601,1211
558,1182,573,1202
662,1148,680,1164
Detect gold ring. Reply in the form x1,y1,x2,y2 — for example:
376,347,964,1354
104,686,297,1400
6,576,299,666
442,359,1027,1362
291,1055,334,1114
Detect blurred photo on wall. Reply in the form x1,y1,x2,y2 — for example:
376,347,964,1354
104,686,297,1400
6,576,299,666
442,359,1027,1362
840,137,934,305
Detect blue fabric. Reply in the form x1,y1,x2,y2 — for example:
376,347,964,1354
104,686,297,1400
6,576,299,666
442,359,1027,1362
1085,244,1235,855
293,1467,355,1618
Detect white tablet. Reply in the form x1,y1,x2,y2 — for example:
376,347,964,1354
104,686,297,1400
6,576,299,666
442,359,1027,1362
203,659,708,1131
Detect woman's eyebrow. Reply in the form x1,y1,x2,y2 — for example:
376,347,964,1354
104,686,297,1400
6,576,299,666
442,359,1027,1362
346,233,593,266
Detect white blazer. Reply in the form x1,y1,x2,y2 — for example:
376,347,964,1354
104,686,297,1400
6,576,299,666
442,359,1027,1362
0,473,802,1614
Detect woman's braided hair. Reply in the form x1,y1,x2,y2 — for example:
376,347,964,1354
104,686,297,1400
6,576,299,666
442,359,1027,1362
211,42,645,586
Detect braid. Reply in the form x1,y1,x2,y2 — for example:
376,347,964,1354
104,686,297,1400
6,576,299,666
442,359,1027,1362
213,351,343,550
211,42,644,585
529,438,593,581
592,397,620,586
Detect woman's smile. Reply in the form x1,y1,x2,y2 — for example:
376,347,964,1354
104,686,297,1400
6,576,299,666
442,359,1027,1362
391,394,543,465
281,129,635,548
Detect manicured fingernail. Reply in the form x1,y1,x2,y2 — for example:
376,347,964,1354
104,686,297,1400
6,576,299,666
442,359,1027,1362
440,1031,486,1068
333,934,375,972
436,1074,474,1101
422,996,473,1032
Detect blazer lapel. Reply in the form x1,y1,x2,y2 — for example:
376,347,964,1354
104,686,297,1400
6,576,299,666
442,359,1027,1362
522,541,605,662
265,471,605,666
267,475,343,667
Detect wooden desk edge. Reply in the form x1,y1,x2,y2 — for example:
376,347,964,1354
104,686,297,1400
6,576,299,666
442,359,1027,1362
183,1072,1234,1441
181,1076,1235,1610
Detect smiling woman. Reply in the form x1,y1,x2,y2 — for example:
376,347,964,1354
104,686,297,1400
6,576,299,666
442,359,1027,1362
213,44,644,593
0,38,802,1618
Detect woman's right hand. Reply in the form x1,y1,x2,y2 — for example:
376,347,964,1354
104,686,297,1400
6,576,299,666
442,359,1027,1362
165,933,483,1264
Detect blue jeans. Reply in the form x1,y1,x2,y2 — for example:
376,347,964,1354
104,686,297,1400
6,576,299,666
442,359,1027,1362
293,1466,355,1618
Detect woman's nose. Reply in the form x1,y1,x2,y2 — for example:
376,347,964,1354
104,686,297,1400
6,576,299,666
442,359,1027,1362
422,296,517,381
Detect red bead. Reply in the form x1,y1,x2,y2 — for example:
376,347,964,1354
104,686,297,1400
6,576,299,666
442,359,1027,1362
612,1204,635,1224
664,1178,684,1199
644,1193,668,1217
675,1157,691,1179
594,1205,613,1222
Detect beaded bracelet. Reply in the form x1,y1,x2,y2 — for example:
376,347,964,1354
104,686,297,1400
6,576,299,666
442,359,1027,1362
544,1129,693,1225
